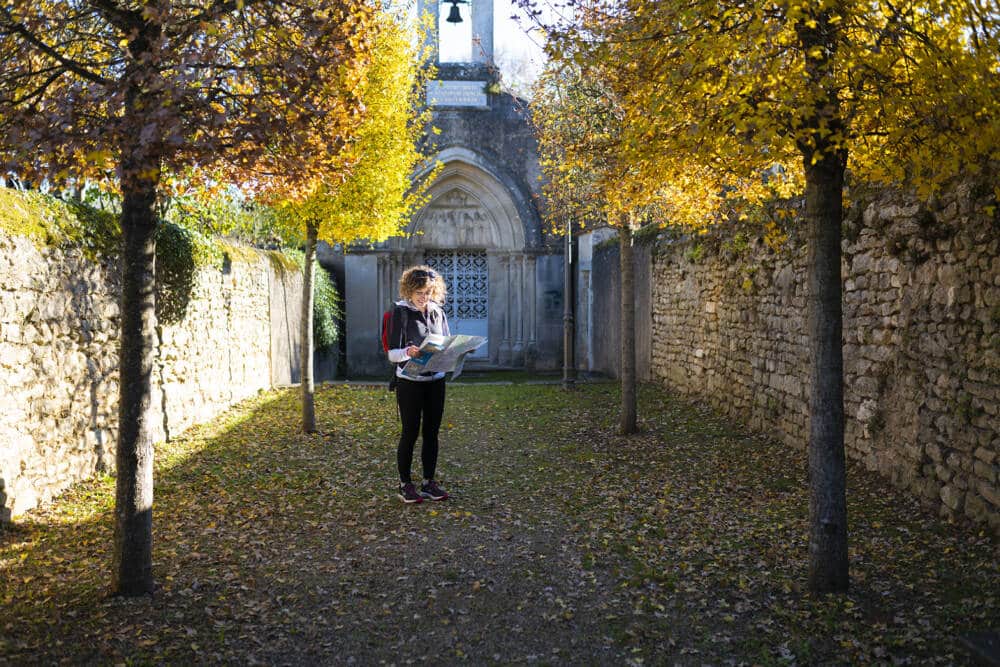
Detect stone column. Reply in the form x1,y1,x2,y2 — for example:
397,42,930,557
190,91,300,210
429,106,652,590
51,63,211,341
511,253,524,364
525,253,537,369
345,253,382,376
470,0,494,66
415,0,439,65
393,255,402,301
377,254,390,308
498,254,512,365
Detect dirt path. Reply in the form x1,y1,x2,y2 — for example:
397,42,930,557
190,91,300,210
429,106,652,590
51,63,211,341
1,383,996,665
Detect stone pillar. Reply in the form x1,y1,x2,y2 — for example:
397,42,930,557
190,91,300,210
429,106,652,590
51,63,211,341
391,252,405,301
523,254,538,369
498,253,512,365
416,0,439,65
471,0,494,66
345,253,382,377
377,253,390,308
511,253,524,364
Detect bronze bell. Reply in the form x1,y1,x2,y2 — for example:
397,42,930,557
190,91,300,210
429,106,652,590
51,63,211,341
445,0,467,23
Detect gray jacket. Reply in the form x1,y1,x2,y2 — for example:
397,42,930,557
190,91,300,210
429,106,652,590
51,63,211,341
386,300,451,381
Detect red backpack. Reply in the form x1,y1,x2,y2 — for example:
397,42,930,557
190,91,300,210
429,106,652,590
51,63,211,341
382,305,408,390
380,309,393,353
380,305,409,353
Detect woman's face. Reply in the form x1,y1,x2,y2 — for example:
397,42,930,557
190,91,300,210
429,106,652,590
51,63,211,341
411,285,431,309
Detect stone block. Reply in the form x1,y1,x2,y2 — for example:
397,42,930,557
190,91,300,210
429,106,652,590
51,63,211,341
0,344,30,368
852,253,874,274
945,452,968,473
974,447,997,465
856,399,878,424
854,376,879,399
973,460,997,484
964,492,990,523
0,291,19,320
10,480,38,516
978,480,1000,509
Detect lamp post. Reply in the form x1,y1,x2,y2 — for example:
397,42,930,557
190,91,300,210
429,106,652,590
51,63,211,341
563,217,576,389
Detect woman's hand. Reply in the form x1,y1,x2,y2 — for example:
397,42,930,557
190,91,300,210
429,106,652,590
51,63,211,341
406,345,421,358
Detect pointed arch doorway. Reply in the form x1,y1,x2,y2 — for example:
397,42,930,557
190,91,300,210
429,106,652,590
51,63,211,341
387,154,535,367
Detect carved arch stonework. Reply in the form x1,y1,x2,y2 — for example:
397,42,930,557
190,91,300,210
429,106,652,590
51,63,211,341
387,156,535,367
400,157,526,251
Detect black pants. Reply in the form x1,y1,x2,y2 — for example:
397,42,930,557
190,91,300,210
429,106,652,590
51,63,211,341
396,377,446,484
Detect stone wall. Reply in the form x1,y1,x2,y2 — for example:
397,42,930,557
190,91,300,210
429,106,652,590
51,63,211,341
0,232,302,522
648,183,999,530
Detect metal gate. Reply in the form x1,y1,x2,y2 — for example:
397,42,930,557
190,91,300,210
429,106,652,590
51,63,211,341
425,250,488,359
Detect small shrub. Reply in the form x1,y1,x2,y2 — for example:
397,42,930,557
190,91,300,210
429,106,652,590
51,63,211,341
313,267,341,351
685,242,704,263
286,249,341,351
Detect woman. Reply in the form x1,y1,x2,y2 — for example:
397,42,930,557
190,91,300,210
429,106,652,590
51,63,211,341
386,266,451,504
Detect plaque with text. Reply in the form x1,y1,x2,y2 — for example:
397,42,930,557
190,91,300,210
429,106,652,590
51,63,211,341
426,80,489,108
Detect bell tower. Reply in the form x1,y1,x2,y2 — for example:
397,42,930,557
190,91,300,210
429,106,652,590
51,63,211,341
341,0,563,378
419,0,494,106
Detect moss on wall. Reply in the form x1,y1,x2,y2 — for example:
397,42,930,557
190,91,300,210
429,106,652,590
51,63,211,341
0,187,310,329
0,187,120,258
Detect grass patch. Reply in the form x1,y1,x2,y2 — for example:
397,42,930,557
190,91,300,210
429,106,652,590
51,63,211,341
0,383,994,665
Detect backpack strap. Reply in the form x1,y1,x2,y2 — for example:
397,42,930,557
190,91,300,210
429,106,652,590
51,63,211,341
397,305,409,354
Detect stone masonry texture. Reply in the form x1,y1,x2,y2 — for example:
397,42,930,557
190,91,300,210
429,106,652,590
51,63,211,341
0,232,302,522
647,182,999,531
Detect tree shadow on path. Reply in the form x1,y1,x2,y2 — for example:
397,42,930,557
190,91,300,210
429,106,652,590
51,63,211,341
1,383,996,665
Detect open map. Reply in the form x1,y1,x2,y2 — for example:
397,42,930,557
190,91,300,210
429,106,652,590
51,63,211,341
401,333,488,380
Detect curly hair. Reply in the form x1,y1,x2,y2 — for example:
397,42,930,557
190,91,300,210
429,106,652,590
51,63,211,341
399,265,447,304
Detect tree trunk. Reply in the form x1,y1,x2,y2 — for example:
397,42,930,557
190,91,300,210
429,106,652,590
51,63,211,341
803,152,849,593
618,220,637,435
798,7,849,594
113,176,159,597
301,222,317,433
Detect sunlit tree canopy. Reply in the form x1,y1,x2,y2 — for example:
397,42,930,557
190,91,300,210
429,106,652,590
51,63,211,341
534,0,1000,227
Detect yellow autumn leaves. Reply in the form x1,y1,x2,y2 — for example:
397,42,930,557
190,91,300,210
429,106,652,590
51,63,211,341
265,9,435,247
533,0,1000,231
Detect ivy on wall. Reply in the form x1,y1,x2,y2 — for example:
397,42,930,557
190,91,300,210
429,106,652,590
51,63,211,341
155,221,221,324
0,187,119,259
284,249,341,351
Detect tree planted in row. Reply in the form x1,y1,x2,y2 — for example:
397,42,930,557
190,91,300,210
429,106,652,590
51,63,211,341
0,0,376,596
265,10,437,433
532,54,659,435
530,0,999,592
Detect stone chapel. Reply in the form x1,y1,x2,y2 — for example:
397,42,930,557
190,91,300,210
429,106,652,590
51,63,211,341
335,0,564,377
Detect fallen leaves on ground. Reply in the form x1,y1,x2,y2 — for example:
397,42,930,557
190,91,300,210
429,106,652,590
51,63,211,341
0,382,995,665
